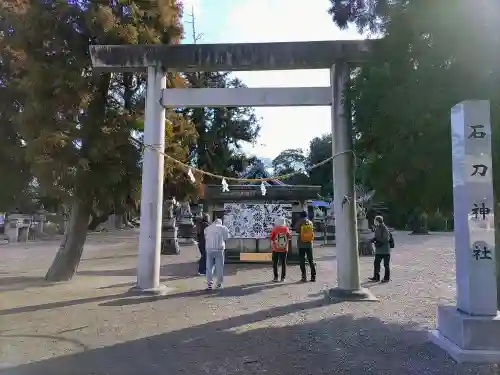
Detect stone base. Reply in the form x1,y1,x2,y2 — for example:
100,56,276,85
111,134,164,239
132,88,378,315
128,284,171,296
358,240,374,256
429,330,500,363
161,239,180,255
428,305,500,363
324,287,378,302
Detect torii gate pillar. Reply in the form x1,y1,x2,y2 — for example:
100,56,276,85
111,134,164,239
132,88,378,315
330,62,362,293
134,66,167,294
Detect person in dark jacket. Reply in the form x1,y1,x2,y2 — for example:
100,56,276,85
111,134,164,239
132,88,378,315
197,213,210,275
295,211,316,282
369,215,391,282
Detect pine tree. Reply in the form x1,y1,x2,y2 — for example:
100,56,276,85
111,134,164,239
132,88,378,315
1,0,197,281
0,18,33,212
183,72,260,183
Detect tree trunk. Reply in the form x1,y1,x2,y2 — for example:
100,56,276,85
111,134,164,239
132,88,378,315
45,197,91,282
88,211,111,231
410,210,429,234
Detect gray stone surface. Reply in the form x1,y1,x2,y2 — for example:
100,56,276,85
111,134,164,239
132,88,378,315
89,40,377,72
0,230,499,374
450,100,497,316
435,305,500,351
429,330,500,364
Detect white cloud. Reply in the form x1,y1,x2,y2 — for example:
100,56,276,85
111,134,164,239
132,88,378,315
213,0,364,159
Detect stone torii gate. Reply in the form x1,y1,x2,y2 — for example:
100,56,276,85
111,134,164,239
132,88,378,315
89,41,500,363
89,40,377,300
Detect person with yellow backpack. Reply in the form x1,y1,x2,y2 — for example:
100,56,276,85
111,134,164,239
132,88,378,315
295,211,316,282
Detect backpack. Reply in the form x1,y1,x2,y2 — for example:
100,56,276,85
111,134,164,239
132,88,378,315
300,220,315,243
389,232,395,249
275,232,288,250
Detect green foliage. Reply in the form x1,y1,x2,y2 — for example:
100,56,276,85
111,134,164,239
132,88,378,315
1,0,196,212
307,135,333,195
328,0,391,33
184,72,261,184
0,32,34,211
328,0,500,222
272,148,306,174
0,0,198,279
427,211,452,232
163,109,199,200
272,148,309,184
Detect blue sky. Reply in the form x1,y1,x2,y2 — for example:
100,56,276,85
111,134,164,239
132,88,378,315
180,0,364,160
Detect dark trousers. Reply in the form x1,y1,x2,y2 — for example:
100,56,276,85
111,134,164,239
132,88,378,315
198,245,206,274
272,251,287,279
373,254,390,280
299,248,316,279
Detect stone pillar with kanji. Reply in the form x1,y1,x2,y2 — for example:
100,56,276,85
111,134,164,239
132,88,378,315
429,100,500,363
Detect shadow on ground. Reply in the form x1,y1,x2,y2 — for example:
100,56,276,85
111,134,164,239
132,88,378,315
0,258,268,293
0,276,55,293
0,281,284,316
81,254,137,262
0,292,129,316
0,299,492,375
100,281,287,307
0,334,90,351
77,261,267,280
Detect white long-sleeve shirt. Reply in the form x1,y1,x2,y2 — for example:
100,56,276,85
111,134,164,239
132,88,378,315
204,221,230,251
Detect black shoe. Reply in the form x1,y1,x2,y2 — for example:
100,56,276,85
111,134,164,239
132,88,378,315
272,277,279,282
381,278,390,283
300,276,307,283
368,277,380,282
280,277,286,282
310,276,316,282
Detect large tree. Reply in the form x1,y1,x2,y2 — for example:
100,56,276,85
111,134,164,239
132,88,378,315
328,0,391,33
328,0,500,228
184,72,261,183
307,135,333,196
2,0,197,281
272,148,309,185
0,30,34,212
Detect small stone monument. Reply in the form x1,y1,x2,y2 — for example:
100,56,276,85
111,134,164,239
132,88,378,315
177,201,195,244
429,100,500,363
357,204,373,256
161,199,180,255
325,203,335,245
5,213,32,243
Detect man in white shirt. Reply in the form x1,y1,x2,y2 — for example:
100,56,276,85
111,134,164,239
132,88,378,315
204,218,230,290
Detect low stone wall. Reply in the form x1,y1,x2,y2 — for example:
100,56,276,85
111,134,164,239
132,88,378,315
225,234,302,263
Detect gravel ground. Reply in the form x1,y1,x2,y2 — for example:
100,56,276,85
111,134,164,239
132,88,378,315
0,230,499,375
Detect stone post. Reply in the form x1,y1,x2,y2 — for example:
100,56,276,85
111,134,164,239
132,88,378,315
177,201,195,244
134,66,167,295
357,204,374,256
429,100,500,363
161,199,180,255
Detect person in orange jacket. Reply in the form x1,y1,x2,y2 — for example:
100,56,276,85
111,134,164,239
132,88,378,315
269,216,292,282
